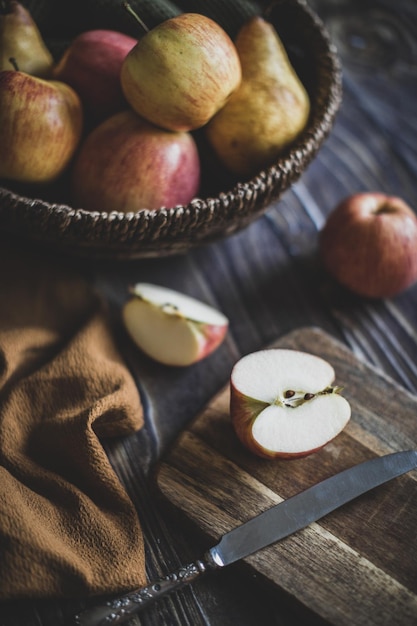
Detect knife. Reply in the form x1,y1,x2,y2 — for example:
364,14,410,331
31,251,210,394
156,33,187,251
75,449,417,626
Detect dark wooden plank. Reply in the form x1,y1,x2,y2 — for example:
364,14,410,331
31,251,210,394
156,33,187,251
2,1,417,626
155,327,417,626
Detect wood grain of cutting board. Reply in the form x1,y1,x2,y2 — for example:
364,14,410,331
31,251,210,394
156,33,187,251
155,327,417,626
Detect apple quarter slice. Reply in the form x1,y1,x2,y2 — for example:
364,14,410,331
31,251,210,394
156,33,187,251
122,283,228,367
230,348,351,459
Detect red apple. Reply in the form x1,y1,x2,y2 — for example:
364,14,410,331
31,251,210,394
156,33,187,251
0,69,83,183
71,110,200,212
230,349,351,459
120,12,241,131
53,29,137,124
320,193,417,298
122,283,229,366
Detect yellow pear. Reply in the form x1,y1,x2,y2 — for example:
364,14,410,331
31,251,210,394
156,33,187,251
0,0,54,77
206,16,310,178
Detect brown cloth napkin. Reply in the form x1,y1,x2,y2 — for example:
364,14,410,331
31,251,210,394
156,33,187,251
0,243,147,601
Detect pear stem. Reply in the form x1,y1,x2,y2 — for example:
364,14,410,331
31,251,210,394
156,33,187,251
122,2,149,34
9,57,19,71
0,1,12,15
263,0,287,19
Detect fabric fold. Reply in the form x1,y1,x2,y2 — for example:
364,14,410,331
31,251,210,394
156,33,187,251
0,243,146,600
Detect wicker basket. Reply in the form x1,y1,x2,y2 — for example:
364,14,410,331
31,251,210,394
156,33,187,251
0,0,342,259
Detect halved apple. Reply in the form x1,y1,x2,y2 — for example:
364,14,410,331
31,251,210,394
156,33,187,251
122,283,229,367
230,349,351,459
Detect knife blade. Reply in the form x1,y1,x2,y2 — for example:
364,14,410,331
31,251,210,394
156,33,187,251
75,449,417,626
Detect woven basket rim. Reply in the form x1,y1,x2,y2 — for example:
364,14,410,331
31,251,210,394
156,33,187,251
0,0,343,258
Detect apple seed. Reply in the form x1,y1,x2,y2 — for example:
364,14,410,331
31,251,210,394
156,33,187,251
161,302,180,315
282,386,341,408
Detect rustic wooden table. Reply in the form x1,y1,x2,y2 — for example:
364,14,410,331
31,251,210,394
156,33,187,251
2,0,417,624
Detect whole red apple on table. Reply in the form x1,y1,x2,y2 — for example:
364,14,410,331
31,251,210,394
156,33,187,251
0,70,83,184
319,192,417,298
120,12,241,131
71,110,201,213
53,29,137,125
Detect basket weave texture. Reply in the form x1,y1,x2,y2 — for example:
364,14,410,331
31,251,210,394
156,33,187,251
0,0,342,259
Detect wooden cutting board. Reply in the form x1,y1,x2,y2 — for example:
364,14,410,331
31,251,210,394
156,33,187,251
155,327,417,626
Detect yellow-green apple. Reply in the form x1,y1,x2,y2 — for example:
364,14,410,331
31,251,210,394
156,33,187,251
320,192,417,298
120,12,241,131
0,69,83,184
230,349,351,459
0,0,54,77
53,29,137,125
71,110,200,212
122,283,229,367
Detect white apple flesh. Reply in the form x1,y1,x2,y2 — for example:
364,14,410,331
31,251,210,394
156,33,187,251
230,349,351,459
122,283,228,367
320,193,417,298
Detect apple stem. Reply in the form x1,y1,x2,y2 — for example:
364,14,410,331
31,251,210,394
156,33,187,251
8,57,19,71
262,1,282,20
375,203,397,215
123,2,150,34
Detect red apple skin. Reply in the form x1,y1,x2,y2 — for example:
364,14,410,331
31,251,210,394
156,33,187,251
0,70,83,183
320,193,417,299
121,13,241,131
71,110,201,213
53,30,137,124
230,385,334,460
230,385,272,458
195,322,228,361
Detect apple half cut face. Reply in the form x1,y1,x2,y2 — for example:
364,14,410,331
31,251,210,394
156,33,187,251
230,349,351,459
122,283,229,367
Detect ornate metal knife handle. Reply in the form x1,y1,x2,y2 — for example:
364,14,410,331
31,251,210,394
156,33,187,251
74,554,218,626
